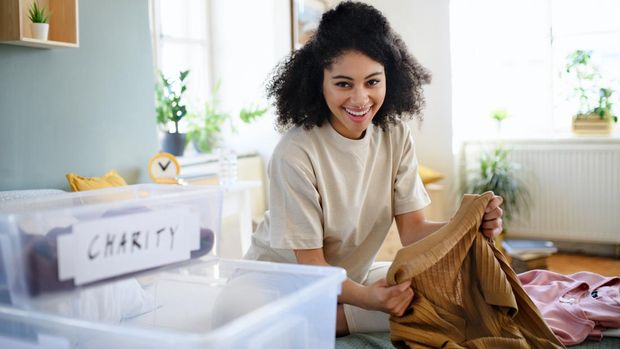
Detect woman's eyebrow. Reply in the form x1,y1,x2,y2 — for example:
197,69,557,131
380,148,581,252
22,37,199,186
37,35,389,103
331,71,384,80
365,71,383,79
331,75,353,80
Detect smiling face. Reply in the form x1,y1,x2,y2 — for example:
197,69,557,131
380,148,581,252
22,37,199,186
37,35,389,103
322,50,386,139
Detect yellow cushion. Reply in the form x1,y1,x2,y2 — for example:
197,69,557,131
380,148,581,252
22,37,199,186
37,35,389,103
419,165,444,185
66,170,128,192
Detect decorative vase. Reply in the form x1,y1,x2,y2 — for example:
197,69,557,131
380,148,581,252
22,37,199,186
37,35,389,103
161,132,186,156
31,23,49,40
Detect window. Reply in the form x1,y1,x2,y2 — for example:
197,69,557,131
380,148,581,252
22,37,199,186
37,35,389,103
550,0,620,131
450,0,620,143
150,0,212,130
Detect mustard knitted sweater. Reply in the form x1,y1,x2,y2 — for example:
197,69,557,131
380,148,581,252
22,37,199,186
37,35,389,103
387,192,564,348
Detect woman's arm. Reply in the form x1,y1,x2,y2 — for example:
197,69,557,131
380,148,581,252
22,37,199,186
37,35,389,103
294,249,413,314
396,195,505,246
395,209,446,246
294,248,413,335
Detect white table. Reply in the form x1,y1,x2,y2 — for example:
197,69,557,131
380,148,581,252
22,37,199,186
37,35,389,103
184,179,260,258
217,181,261,258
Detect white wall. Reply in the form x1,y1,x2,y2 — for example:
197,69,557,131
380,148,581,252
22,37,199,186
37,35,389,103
365,0,455,218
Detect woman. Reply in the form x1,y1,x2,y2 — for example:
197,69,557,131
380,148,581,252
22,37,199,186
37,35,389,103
245,1,503,336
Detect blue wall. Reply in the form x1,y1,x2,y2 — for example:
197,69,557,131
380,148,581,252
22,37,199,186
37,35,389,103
0,0,158,190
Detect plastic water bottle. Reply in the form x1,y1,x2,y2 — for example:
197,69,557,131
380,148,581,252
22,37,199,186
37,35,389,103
218,148,237,187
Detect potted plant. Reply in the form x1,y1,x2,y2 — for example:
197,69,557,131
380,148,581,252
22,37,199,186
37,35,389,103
186,81,269,154
28,1,51,41
564,50,618,134
155,69,190,156
491,108,508,135
463,111,531,239
186,81,228,154
464,146,530,225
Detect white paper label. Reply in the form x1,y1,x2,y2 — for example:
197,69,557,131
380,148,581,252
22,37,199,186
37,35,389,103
57,208,199,285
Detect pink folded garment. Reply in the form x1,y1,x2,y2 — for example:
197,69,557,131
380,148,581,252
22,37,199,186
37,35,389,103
518,270,620,345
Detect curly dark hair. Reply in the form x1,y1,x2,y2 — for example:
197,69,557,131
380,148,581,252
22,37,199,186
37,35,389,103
267,1,431,132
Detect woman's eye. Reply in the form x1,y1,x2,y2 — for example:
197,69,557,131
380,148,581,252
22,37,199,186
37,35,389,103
335,81,351,88
367,79,381,86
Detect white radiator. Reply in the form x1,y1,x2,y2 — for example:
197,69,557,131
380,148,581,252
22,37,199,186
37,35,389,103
462,139,620,244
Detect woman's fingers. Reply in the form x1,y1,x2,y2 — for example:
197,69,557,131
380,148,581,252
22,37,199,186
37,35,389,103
385,282,414,316
485,195,504,213
480,194,504,238
370,278,415,315
483,206,503,220
481,217,503,229
480,217,503,238
392,288,414,316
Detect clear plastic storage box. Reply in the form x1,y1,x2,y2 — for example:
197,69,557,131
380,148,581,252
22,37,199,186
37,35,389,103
0,258,346,349
0,184,223,304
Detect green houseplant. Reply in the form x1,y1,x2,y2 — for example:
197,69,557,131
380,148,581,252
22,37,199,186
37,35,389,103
186,81,269,154
155,69,190,156
491,108,508,135
465,146,530,224
565,50,618,133
186,82,228,154
28,1,51,40
463,111,531,231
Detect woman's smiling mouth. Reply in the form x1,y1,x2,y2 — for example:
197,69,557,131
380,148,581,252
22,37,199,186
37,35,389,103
344,105,372,119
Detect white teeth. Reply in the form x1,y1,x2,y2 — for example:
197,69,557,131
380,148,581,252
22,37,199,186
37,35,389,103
345,108,370,116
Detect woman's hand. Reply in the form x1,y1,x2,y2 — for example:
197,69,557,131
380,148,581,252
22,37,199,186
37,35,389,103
364,278,414,316
480,194,504,238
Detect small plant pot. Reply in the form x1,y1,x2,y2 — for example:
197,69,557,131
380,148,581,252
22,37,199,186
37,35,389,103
161,132,186,156
31,23,49,40
572,115,613,135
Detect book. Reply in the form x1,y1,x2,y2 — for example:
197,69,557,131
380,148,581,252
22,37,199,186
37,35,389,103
501,239,558,256
511,255,549,273
510,252,553,261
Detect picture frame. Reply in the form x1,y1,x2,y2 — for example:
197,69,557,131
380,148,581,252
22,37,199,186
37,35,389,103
290,0,336,50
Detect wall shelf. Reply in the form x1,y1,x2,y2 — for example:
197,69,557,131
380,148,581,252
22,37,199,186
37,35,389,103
0,0,79,49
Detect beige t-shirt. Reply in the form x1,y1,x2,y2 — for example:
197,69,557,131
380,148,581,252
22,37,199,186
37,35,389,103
244,120,430,282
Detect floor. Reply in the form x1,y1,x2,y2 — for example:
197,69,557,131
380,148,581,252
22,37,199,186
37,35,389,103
547,253,620,276
377,225,620,276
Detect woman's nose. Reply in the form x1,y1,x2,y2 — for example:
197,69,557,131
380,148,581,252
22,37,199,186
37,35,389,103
349,86,369,106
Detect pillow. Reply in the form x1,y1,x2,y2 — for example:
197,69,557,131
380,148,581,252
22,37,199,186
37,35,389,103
419,165,444,185
66,170,128,192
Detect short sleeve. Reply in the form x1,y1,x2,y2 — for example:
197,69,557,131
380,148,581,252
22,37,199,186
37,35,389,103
393,125,431,215
267,145,324,249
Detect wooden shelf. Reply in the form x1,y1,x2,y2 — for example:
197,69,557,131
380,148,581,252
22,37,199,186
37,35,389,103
0,0,79,49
